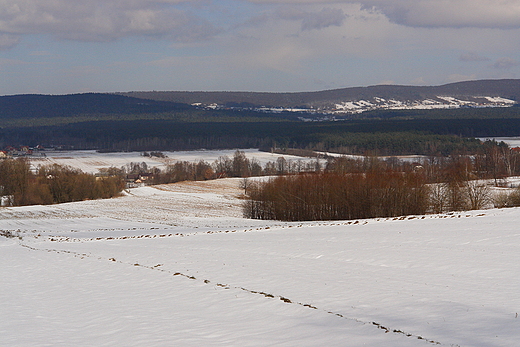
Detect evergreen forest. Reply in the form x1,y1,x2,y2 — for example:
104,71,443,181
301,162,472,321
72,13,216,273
3,93,520,156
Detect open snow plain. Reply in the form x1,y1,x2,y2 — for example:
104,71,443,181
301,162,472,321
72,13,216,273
31,149,312,174
2,152,520,346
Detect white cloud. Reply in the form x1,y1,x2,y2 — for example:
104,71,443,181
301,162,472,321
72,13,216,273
0,0,220,46
241,6,347,32
301,7,346,30
2,0,520,94
248,0,520,29
3,0,517,53
369,0,520,29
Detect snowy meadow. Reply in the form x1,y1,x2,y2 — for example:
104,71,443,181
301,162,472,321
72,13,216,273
1,150,520,347
30,149,314,174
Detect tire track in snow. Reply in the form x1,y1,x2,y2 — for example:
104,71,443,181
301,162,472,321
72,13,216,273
16,239,447,346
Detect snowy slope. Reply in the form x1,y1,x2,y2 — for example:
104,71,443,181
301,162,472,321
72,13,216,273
2,178,520,347
334,95,516,114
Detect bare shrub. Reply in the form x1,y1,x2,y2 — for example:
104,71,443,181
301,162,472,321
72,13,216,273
507,188,520,206
493,188,520,208
429,183,449,214
464,180,492,210
493,190,512,208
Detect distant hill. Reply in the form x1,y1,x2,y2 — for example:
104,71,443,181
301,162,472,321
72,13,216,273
0,93,192,119
120,79,520,110
3,80,520,154
3,80,520,121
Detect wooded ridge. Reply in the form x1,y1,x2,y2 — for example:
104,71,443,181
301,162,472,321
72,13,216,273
120,79,520,108
3,79,520,155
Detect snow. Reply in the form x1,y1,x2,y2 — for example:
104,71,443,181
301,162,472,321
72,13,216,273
333,95,516,114
480,137,520,148
335,101,362,110
31,149,314,174
4,150,520,346
2,167,520,346
484,97,516,104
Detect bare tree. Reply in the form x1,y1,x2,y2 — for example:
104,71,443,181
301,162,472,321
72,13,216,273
465,180,491,210
429,183,449,214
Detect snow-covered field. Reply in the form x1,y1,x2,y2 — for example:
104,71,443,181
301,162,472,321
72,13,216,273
480,137,520,148
2,172,520,346
334,96,516,114
31,149,314,174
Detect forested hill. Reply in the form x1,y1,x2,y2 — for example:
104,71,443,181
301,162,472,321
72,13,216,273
3,79,520,120
120,79,520,108
0,93,192,119
3,80,520,155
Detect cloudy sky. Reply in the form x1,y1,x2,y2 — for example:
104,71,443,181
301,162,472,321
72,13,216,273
1,0,520,95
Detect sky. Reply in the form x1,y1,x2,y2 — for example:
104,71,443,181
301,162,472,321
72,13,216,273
1,0,520,95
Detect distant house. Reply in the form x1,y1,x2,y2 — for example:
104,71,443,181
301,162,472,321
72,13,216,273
0,151,8,159
125,173,155,187
126,174,140,182
5,146,16,155
4,145,33,156
138,173,153,181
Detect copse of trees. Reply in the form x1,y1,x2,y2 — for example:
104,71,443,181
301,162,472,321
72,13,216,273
243,168,495,222
160,160,214,183
0,158,124,206
244,171,430,221
243,142,520,221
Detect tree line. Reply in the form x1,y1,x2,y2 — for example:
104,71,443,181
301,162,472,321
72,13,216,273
0,158,124,206
3,139,520,212
139,140,520,185
124,150,323,185
243,141,520,221
4,116,520,155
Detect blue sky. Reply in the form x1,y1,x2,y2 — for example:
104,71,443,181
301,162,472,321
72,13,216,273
1,0,520,95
